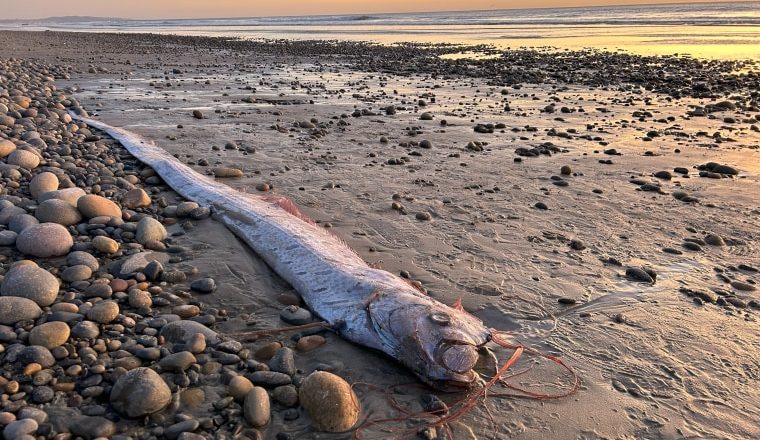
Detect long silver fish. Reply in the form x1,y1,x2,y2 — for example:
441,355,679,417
72,114,494,389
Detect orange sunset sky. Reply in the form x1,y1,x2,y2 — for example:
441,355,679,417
3,0,742,20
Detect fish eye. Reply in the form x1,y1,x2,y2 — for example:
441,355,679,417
429,312,451,326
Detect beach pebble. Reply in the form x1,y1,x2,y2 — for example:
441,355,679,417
0,231,17,246
415,212,432,221
77,195,122,218
192,110,203,119
3,419,38,440
731,281,756,292
214,167,244,178
0,139,16,157
160,320,219,345
273,385,299,407
187,333,206,354
29,172,59,200
299,371,360,432
243,387,270,428
705,234,725,246
0,207,25,226
255,342,283,360
92,236,119,253
38,187,85,205
86,300,120,324
173,304,199,318
71,321,100,339
128,289,152,309
28,321,70,349
229,375,254,400
136,217,167,244
16,223,73,257
0,297,42,325
280,305,312,325
247,371,292,387
8,214,37,233
61,265,92,282
1,264,59,306
190,277,216,293
122,188,151,209
16,346,55,368
8,149,40,170
110,367,172,417
35,199,82,225
69,416,116,440
164,420,200,440
296,335,326,352
268,347,296,376
67,251,100,271
625,267,654,284
159,351,196,372
175,202,200,217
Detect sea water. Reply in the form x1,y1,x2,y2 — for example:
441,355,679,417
3,1,760,59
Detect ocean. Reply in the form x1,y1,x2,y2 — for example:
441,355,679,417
3,1,760,60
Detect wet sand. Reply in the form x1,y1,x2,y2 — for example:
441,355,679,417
1,30,759,439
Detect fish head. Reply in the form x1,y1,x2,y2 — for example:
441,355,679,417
381,299,491,390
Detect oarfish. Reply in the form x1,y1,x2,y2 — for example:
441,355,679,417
72,114,495,389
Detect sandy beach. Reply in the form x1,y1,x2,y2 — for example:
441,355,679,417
0,29,758,439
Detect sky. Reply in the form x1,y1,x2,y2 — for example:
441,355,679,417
2,0,741,20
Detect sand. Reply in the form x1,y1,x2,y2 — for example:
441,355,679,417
1,30,758,439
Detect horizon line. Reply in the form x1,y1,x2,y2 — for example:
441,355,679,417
2,0,751,22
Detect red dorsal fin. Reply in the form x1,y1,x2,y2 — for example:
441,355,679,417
263,194,365,261
451,298,464,311
369,260,383,270
264,196,316,226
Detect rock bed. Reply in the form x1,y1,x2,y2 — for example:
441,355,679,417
0,59,359,440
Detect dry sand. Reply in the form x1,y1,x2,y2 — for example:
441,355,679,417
2,30,759,439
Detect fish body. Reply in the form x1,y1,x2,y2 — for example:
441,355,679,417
72,114,491,387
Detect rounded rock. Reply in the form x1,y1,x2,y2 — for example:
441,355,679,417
160,320,219,346
122,188,151,209
3,419,38,440
34,199,82,226
67,251,99,271
128,290,152,309
229,375,254,400
16,223,73,258
213,167,244,178
0,230,17,246
38,187,85,205
136,217,167,245
0,139,16,158
8,214,38,233
71,321,100,339
87,300,119,324
61,265,92,283
110,367,172,417
28,321,70,349
77,195,122,219
299,371,360,432
243,387,270,428
0,297,42,325
159,351,196,372
29,172,59,200
92,236,119,253
7,149,40,170
1,265,59,306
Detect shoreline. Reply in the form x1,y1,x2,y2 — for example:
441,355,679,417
0,30,759,440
